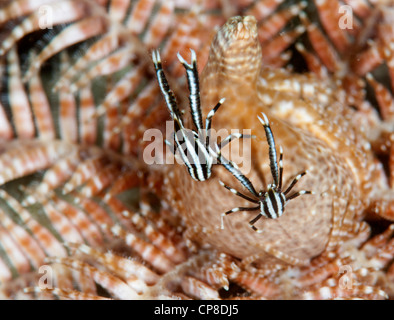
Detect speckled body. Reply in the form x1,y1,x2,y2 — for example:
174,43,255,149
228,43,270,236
159,16,381,265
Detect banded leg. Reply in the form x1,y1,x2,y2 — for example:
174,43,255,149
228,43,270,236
220,205,259,230
219,132,255,150
286,189,313,201
219,180,259,204
283,171,313,199
278,146,284,190
219,157,259,196
177,49,203,131
164,138,176,155
205,98,225,147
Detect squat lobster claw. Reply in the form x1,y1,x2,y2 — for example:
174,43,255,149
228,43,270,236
220,112,314,232
152,49,253,182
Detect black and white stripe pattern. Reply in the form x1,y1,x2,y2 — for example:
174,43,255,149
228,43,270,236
220,112,313,233
258,113,279,187
177,50,203,131
152,49,252,182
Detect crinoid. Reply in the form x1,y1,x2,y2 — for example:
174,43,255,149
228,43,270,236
0,0,393,300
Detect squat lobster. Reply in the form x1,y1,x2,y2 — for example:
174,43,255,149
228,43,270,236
152,49,252,182
220,113,314,232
